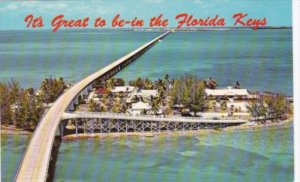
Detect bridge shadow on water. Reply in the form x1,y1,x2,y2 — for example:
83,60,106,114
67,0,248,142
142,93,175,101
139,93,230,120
47,136,62,182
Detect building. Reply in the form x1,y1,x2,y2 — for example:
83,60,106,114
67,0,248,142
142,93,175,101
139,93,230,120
126,89,158,103
130,101,151,115
111,86,136,93
205,87,250,100
205,87,251,112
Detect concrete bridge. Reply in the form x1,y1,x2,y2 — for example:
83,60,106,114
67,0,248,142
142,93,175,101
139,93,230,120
15,31,171,182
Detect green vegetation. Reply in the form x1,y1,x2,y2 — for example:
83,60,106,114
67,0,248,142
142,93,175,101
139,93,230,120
246,94,289,123
40,77,67,103
170,74,206,116
0,78,67,130
129,77,154,89
1,74,292,131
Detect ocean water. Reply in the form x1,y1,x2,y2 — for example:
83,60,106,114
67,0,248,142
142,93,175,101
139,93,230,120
1,124,293,182
0,29,293,181
1,134,30,182
0,30,160,88
0,29,292,95
117,29,293,96
53,124,293,182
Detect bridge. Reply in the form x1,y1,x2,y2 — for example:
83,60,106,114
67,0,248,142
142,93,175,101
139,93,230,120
15,31,171,182
61,112,247,135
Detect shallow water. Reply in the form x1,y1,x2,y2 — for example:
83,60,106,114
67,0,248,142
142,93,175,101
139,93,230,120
0,124,293,181
53,124,293,182
1,134,30,182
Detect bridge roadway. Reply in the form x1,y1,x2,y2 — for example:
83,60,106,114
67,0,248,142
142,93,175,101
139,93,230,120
15,31,171,182
62,112,248,123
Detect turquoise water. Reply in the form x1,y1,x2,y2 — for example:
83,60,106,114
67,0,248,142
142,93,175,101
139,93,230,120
0,29,293,181
54,125,293,182
1,124,293,182
0,30,160,88
117,29,293,95
1,134,30,182
0,29,292,95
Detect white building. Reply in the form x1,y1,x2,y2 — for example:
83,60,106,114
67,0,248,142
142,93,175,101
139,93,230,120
205,87,249,98
130,101,151,115
86,91,100,103
111,86,136,93
126,89,158,103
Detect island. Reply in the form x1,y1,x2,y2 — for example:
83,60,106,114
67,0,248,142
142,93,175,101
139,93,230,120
0,74,293,139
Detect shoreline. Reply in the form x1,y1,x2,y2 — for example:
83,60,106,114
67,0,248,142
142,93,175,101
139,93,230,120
0,126,32,135
1,118,293,139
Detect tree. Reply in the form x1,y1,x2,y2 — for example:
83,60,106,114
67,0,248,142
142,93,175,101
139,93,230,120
264,94,288,120
8,79,20,104
13,90,44,130
204,77,217,89
189,80,206,116
169,74,206,116
115,78,125,86
246,94,288,122
40,77,67,103
246,97,267,121
144,78,154,89
88,99,100,112
150,97,160,115
0,82,13,125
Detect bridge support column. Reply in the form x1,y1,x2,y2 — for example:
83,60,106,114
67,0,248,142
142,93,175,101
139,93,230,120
83,120,86,134
83,88,88,95
158,122,161,133
92,119,94,134
75,120,78,136
60,123,64,139
87,84,93,92
74,96,79,105
117,120,120,133
68,101,75,111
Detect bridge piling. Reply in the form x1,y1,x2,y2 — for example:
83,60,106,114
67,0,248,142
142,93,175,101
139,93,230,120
59,123,64,139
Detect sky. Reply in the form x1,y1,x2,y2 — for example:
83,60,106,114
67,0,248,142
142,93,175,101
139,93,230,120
0,0,292,30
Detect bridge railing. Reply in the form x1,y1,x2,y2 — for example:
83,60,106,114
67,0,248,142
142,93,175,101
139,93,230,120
66,111,245,121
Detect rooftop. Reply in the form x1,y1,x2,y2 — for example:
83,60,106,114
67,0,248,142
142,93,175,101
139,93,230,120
205,87,249,96
132,101,151,110
111,86,136,93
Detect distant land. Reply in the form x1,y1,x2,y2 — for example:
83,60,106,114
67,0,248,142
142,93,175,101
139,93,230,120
0,26,292,32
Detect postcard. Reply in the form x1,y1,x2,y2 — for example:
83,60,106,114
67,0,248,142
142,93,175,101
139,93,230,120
0,1,297,181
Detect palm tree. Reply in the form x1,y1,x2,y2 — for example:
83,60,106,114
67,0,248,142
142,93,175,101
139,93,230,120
88,99,97,112
221,101,227,111
150,97,161,115
105,78,115,90
144,78,153,89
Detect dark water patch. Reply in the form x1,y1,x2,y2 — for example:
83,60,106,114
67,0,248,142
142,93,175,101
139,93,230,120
47,136,62,182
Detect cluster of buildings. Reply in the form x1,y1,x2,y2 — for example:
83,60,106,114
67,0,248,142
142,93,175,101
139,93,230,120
86,86,159,115
85,85,254,116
